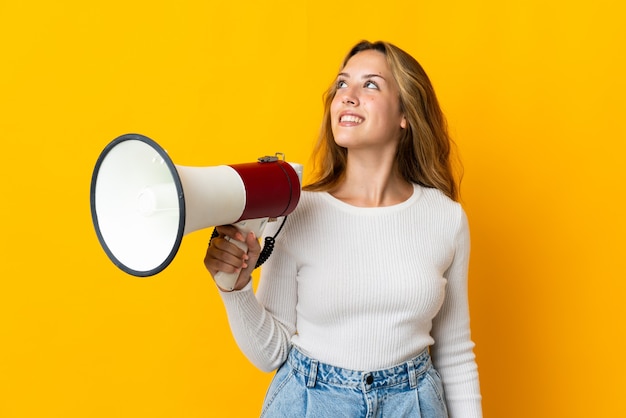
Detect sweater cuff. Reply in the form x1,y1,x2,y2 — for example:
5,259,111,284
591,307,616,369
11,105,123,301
218,279,254,296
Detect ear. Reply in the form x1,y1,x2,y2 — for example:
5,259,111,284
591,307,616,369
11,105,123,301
400,115,407,129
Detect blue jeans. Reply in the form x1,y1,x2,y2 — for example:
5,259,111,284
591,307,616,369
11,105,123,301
261,346,448,418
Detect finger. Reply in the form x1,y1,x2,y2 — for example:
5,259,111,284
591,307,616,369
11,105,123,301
214,225,245,242
210,236,247,259
211,244,247,266
204,247,246,277
245,232,261,257
236,232,260,273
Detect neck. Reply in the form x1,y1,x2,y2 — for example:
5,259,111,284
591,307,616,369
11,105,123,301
330,151,413,207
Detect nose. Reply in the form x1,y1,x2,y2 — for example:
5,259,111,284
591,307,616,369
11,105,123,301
340,87,358,106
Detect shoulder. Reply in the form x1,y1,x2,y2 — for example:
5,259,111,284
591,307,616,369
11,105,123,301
417,186,469,236
263,191,328,236
418,186,464,214
419,186,459,206
294,190,333,213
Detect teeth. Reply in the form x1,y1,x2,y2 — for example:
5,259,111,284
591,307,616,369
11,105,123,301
340,115,363,123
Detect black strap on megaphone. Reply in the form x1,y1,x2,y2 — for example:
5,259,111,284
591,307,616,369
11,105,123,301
209,216,288,269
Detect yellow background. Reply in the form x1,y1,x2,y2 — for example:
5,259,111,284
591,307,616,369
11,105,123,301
1,1,624,417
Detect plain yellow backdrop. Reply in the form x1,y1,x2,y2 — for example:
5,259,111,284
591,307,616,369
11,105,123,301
1,1,624,417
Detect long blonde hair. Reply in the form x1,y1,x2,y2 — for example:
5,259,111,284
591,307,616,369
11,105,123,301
304,40,462,201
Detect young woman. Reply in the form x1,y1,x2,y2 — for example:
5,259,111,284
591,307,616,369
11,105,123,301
204,40,483,417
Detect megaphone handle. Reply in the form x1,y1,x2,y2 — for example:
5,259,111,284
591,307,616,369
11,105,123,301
214,217,269,291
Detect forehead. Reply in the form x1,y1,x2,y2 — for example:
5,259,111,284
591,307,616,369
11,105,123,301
341,50,391,76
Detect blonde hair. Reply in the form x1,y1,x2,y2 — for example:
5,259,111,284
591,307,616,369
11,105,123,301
305,40,462,201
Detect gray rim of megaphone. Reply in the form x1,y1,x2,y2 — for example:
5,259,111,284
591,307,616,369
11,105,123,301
90,133,186,277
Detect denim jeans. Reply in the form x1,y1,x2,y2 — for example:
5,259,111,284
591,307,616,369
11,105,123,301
260,346,448,418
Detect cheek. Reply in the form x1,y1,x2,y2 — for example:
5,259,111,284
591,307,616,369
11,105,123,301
381,102,404,128
330,96,342,116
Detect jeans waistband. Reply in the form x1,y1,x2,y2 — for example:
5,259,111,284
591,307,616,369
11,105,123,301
287,346,432,391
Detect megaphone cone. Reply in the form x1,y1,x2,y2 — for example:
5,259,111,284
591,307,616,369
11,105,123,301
90,133,302,284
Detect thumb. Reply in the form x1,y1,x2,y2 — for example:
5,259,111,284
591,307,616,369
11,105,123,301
245,231,262,266
236,231,261,280
225,232,262,292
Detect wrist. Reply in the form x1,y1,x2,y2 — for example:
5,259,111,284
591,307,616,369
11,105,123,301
217,276,252,292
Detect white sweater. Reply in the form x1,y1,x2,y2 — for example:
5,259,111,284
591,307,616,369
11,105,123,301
219,184,482,417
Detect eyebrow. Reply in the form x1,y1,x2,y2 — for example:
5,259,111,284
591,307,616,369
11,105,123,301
337,72,387,81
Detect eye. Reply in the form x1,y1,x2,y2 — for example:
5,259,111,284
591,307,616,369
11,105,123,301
364,80,379,89
336,79,348,89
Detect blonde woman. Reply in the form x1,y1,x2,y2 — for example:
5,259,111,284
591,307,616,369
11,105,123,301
205,40,483,417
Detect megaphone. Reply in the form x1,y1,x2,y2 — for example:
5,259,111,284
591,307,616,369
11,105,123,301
90,133,303,290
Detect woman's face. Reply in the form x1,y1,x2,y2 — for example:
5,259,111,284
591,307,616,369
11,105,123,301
330,49,406,152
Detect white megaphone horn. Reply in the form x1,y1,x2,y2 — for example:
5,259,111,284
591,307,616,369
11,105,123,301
90,133,303,290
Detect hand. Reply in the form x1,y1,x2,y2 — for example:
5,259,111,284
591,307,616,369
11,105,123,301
203,225,262,291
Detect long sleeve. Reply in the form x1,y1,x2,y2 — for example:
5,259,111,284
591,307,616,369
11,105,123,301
218,217,298,372
430,209,483,417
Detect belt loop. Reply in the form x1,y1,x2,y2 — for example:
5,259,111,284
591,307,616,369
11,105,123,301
306,359,318,388
407,360,418,389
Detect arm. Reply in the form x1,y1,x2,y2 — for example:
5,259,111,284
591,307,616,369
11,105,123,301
430,209,483,417
205,222,298,372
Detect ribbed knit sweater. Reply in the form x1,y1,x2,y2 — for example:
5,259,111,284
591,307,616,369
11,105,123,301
219,184,482,417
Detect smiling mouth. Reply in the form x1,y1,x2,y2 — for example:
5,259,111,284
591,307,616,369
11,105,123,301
340,114,364,124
